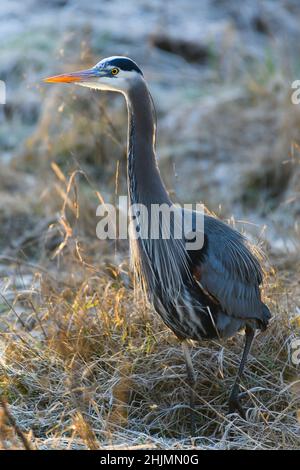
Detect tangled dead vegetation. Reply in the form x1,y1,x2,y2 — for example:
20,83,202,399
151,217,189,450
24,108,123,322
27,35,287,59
0,208,299,449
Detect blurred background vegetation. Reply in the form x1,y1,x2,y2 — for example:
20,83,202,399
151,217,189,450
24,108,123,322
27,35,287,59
0,0,299,450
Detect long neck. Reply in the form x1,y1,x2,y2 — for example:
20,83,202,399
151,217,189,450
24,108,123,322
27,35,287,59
125,80,171,206
124,80,191,299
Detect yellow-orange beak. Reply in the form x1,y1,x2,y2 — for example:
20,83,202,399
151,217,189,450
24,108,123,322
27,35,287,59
43,68,96,83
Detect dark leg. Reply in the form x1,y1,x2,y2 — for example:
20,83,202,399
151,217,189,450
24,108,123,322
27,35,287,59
181,341,196,434
228,326,255,418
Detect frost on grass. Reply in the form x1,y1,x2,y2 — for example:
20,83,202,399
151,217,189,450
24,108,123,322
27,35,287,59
0,234,299,449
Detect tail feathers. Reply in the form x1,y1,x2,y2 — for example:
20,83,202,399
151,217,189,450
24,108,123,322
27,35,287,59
260,303,272,331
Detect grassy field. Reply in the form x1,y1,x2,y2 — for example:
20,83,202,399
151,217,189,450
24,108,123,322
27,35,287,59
0,198,299,449
0,0,300,450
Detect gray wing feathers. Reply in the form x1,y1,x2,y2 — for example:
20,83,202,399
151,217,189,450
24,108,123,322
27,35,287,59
200,216,265,321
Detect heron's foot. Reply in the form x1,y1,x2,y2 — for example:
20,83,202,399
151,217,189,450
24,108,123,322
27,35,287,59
228,392,247,419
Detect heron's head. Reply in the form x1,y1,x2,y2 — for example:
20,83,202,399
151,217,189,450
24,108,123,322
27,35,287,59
43,56,144,94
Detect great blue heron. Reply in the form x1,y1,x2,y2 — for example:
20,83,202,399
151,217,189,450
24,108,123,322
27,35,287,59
44,56,271,423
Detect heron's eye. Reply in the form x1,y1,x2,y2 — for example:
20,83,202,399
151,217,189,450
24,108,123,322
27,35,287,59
111,68,119,75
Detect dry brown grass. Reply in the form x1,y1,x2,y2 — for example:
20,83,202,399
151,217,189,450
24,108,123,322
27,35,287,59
0,177,299,449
